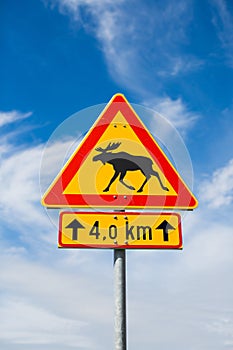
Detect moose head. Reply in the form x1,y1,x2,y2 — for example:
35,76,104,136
92,142,121,164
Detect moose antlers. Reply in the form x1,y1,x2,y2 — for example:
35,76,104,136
95,142,121,153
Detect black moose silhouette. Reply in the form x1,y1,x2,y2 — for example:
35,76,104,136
93,142,169,193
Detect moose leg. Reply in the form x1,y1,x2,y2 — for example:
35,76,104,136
103,170,119,192
119,171,135,190
137,174,150,193
152,170,169,191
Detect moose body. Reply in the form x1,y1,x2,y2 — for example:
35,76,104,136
93,142,169,193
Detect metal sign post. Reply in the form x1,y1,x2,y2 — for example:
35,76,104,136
114,249,127,350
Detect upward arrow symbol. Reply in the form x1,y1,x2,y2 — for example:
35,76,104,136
156,220,175,242
66,219,85,240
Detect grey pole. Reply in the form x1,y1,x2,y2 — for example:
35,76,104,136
114,249,127,350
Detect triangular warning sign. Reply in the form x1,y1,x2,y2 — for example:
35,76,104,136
42,94,198,209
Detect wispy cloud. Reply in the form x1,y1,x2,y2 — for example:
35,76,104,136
145,96,199,135
199,158,233,208
0,247,112,349
0,110,32,128
0,116,40,223
127,203,233,348
0,137,78,245
0,143,44,225
0,297,89,347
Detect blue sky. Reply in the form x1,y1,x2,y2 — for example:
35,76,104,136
1,0,233,349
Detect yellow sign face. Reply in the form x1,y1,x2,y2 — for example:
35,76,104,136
59,212,182,249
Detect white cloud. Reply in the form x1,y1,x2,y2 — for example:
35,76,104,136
0,144,43,216
0,110,32,128
0,248,113,349
0,298,88,347
145,96,199,135
0,131,77,242
199,158,233,208
0,140,54,248
126,202,233,349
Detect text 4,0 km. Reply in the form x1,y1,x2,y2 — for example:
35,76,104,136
69,220,174,242
59,212,182,249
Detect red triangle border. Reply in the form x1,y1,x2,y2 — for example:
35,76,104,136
42,94,198,210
